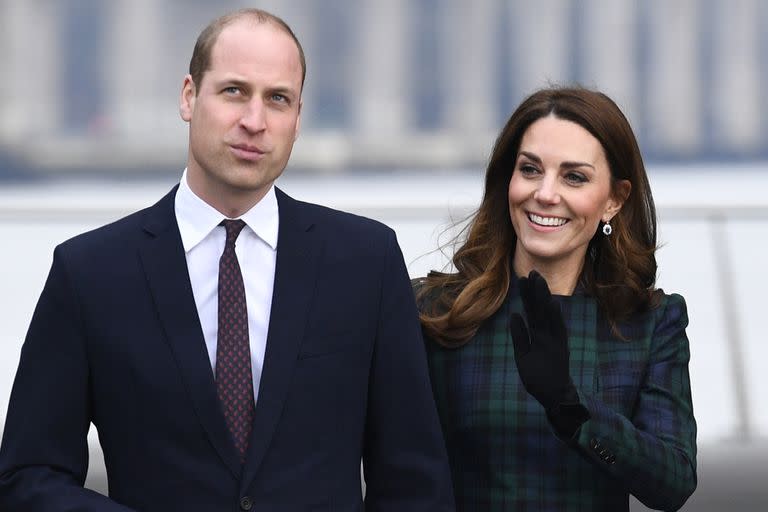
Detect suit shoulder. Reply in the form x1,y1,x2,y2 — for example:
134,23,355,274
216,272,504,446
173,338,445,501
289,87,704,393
55,201,160,260
57,186,177,253
291,197,395,238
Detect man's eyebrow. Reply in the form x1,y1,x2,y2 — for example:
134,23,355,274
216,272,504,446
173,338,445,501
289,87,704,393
266,85,297,97
216,78,249,89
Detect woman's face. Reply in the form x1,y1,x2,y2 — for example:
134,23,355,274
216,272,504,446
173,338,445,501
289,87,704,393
508,115,627,278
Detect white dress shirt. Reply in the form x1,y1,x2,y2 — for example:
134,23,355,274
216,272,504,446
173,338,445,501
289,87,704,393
174,170,278,405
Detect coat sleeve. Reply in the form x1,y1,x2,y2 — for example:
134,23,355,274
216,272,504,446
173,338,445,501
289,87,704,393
0,246,136,511
362,229,455,511
568,293,697,511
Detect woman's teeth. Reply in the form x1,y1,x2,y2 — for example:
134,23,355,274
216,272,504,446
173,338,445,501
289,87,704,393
528,213,567,227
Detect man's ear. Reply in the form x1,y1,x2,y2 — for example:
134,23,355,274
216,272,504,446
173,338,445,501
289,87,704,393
603,179,631,222
294,99,302,141
180,75,196,122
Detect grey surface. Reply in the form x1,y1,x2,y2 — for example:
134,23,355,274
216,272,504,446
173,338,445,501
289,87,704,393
632,440,768,511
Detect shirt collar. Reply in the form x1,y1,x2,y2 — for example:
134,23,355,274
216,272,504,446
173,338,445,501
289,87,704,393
175,169,279,253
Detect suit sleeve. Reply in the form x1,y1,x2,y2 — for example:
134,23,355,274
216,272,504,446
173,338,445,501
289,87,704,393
362,230,455,511
569,294,697,511
0,246,136,511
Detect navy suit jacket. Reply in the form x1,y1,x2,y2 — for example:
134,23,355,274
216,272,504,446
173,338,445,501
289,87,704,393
0,186,454,511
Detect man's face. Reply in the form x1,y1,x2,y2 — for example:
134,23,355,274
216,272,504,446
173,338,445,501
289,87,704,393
180,20,303,216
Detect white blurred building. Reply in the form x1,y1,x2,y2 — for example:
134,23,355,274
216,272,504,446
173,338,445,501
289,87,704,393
0,0,766,173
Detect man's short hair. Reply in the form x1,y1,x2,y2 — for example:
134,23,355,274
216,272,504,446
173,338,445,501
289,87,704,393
188,9,306,94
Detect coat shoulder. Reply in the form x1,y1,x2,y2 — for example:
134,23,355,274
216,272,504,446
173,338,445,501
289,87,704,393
651,291,689,333
55,187,177,264
290,196,393,237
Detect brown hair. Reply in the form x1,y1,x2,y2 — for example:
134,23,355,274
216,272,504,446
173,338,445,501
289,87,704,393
418,86,658,347
188,8,307,94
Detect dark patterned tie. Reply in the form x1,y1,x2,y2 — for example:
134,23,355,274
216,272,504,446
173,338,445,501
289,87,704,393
216,219,255,462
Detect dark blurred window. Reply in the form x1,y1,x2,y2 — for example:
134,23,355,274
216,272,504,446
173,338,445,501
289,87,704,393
59,0,106,133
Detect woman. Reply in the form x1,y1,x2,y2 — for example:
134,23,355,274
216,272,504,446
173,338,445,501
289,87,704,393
415,87,696,511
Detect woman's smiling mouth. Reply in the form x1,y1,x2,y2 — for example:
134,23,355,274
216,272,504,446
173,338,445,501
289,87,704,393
527,212,569,227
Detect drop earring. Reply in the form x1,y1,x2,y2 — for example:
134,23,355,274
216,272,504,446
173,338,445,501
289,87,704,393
602,220,612,236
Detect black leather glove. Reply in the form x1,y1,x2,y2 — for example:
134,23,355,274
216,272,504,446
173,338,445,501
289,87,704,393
509,271,589,437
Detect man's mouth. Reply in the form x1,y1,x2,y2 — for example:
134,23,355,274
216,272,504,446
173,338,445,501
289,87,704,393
229,144,266,161
231,143,265,154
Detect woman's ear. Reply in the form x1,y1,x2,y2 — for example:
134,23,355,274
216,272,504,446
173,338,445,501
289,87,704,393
604,179,631,222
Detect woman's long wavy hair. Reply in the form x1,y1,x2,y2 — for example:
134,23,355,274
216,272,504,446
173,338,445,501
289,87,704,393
418,87,659,348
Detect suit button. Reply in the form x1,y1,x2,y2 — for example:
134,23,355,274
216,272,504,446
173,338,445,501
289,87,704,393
239,496,253,511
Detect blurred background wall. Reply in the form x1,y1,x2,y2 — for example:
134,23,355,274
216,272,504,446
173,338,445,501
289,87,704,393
0,0,766,510
0,0,767,175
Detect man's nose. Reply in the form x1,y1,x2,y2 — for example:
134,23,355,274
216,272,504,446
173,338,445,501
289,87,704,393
240,100,266,132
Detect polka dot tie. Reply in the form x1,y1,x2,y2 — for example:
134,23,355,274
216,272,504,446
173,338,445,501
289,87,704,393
216,219,254,462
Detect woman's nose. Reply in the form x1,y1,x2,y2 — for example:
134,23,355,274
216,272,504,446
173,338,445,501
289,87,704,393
533,175,560,204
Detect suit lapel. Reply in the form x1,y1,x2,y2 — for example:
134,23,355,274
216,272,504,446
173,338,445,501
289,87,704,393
242,188,322,486
138,186,242,480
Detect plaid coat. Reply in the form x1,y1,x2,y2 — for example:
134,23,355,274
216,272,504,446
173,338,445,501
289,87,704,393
418,278,697,511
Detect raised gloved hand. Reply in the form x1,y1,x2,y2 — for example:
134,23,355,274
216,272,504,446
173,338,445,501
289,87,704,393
509,271,589,436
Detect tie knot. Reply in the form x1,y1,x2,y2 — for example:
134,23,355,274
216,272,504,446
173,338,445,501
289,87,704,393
221,219,247,248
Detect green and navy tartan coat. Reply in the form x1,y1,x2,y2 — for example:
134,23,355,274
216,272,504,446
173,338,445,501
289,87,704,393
416,278,697,511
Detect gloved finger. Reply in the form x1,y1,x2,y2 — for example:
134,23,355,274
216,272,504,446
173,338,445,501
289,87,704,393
547,298,569,347
509,313,531,359
529,270,553,307
520,270,551,329
517,275,538,330
517,273,531,303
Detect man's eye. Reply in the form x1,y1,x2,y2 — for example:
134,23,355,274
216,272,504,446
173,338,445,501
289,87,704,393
223,87,241,95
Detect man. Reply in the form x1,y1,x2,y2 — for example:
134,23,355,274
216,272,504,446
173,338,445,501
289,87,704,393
0,9,454,511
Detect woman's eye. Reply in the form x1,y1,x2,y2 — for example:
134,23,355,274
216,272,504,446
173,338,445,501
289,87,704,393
519,164,539,176
564,172,588,184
